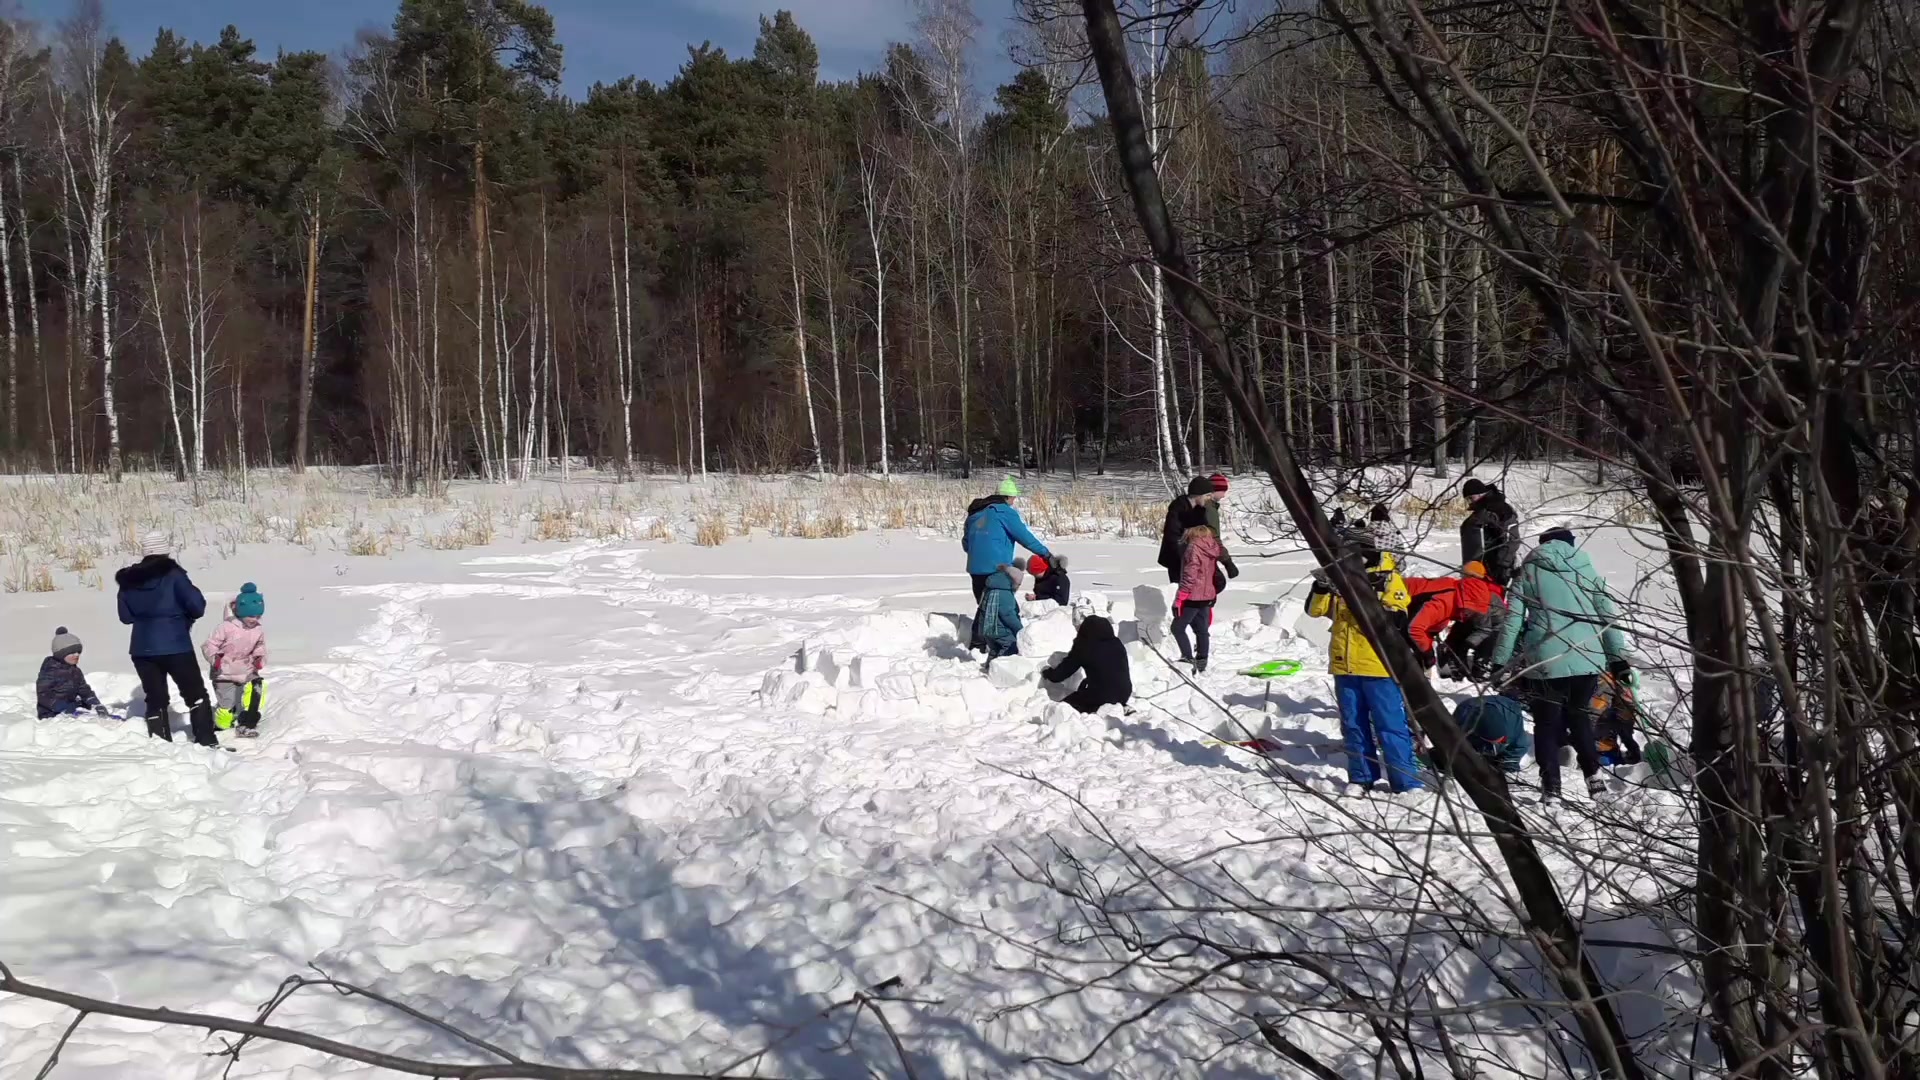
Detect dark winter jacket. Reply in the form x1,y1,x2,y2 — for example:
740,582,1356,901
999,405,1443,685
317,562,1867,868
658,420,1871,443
1450,694,1533,773
1032,567,1071,606
36,655,102,718
116,556,207,658
1460,491,1521,585
1043,616,1131,708
1157,482,1222,582
963,499,1051,576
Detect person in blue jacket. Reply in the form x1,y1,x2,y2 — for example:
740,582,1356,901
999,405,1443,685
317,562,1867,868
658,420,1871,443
115,531,219,747
962,477,1052,651
1438,694,1534,774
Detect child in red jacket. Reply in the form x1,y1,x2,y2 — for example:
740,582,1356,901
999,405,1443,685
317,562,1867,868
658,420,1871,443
1404,561,1506,679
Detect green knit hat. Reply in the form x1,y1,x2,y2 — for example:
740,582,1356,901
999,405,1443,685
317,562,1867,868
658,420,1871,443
998,476,1020,498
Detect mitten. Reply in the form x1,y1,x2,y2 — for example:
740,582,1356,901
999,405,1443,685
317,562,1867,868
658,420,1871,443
1417,648,1436,670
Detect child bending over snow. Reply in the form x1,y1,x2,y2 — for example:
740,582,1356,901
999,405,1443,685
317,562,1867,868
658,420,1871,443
1026,554,1071,607
202,583,268,738
37,627,108,719
1041,615,1130,714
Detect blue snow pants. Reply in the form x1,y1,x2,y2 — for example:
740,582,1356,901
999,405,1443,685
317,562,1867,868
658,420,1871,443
1335,674,1424,792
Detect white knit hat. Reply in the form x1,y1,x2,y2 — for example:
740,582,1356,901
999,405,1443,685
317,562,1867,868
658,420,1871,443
140,531,170,557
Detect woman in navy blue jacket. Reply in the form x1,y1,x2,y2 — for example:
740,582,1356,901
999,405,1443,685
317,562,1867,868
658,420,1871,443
116,531,218,747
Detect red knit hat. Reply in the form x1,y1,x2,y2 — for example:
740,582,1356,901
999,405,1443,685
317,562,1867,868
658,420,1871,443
1208,473,1229,492
1028,555,1051,578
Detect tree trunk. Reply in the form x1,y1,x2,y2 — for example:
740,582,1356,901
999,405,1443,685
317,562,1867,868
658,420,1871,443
786,190,825,477
1077,8,1652,1078
294,196,321,473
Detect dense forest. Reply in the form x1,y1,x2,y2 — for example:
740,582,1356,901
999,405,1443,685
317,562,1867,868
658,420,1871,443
0,0,1649,487
0,0,1915,493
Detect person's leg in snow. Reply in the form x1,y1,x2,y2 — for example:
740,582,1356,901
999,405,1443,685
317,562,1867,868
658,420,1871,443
1334,675,1381,787
133,653,217,746
133,657,174,741
968,573,989,651
1063,686,1103,714
1356,676,1423,792
1171,605,1200,663
1187,601,1212,671
1552,673,1604,794
212,680,242,731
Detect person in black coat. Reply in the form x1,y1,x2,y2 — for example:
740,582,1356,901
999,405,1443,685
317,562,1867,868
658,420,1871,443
1157,477,1222,583
116,531,218,747
1460,479,1521,586
1042,615,1132,714
1027,555,1071,607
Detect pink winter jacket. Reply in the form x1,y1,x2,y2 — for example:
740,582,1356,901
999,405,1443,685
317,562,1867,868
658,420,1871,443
1179,530,1226,604
202,609,267,682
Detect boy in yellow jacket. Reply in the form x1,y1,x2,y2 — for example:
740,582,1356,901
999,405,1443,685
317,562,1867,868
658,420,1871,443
1307,539,1423,793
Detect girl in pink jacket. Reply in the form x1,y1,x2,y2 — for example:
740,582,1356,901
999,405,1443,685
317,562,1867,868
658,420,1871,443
1172,526,1238,673
202,583,267,737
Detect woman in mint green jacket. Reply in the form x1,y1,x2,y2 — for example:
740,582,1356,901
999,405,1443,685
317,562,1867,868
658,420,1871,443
1489,528,1631,801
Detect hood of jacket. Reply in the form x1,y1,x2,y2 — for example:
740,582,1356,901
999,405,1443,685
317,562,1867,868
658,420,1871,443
967,494,1009,516
1524,539,1591,576
115,555,181,590
1078,615,1116,642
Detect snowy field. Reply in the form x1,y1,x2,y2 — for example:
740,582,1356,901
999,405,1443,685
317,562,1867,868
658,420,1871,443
0,466,1699,1077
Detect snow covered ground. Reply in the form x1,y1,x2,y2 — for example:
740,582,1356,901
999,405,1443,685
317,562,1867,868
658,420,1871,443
0,467,1699,1078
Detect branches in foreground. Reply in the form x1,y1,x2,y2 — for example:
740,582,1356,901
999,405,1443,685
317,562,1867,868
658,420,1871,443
0,959,921,1079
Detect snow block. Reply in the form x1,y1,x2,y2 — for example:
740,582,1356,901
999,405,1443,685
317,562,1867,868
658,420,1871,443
1132,584,1168,646
850,654,889,689
1072,591,1112,624
876,672,917,701
1016,610,1076,659
927,611,970,642
959,678,1001,718
986,656,1043,690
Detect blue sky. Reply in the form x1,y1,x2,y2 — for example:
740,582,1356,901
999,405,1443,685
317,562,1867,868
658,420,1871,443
20,0,1021,94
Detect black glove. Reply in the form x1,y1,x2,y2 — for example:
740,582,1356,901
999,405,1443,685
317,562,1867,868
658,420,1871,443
1417,648,1436,671
1438,654,1466,681
1608,659,1633,683
94,705,110,717
1470,654,1493,682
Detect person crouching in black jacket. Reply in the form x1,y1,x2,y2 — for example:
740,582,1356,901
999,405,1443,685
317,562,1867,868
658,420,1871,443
1042,615,1131,714
1027,554,1071,606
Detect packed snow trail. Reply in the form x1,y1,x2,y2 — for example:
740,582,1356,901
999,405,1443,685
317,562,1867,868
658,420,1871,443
0,529,1689,1077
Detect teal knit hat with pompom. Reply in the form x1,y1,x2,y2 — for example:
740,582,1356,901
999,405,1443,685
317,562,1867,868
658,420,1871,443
234,582,265,619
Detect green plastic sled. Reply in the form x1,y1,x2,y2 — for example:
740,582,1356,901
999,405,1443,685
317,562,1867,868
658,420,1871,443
1239,659,1305,680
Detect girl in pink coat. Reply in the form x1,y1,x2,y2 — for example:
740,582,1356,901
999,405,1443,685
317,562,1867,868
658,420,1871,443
202,583,267,737
1172,526,1238,673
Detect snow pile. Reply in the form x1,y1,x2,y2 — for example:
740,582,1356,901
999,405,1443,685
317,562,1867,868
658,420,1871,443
0,506,1695,1078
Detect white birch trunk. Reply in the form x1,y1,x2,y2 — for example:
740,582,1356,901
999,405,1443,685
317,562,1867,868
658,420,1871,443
0,154,14,449
786,190,825,477
859,148,891,477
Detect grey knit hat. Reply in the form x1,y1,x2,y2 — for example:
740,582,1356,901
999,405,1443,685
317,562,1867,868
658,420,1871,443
50,626,82,660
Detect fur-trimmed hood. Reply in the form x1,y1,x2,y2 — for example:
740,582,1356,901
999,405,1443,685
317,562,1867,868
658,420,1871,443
115,555,182,590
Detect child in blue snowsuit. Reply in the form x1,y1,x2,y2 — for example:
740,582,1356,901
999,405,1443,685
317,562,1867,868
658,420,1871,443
1444,694,1534,774
979,564,1025,663
36,627,107,719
